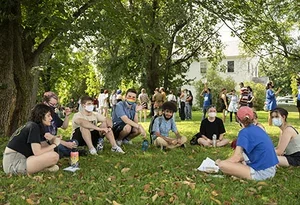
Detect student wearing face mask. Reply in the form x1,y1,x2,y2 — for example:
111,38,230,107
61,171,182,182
151,102,187,150
197,106,229,147
71,96,125,155
112,88,147,146
271,107,300,166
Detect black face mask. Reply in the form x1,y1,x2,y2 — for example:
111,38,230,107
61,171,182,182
163,114,172,120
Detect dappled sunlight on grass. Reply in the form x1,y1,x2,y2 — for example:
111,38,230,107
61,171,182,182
1,110,300,204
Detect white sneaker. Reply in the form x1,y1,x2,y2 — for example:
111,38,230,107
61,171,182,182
89,148,98,155
116,140,122,147
43,165,59,172
111,146,125,154
122,138,133,145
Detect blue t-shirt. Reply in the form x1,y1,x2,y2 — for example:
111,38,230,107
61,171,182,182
203,93,211,107
237,124,278,171
266,89,277,111
112,101,137,126
153,116,177,137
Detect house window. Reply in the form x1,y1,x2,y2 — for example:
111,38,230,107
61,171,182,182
200,62,207,73
227,61,234,72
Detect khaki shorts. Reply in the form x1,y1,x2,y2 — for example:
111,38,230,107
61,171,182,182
3,152,27,175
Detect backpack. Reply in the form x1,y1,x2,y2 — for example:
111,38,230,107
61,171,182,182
148,115,163,144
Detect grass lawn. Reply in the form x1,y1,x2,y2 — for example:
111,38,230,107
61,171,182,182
0,110,300,204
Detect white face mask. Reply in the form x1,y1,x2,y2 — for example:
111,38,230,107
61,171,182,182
272,118,283,127
208,112,216,118
85,105,94,112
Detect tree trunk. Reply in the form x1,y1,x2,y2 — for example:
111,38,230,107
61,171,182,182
0,1,35,137
146,43,160,93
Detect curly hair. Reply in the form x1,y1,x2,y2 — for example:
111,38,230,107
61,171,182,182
30,104,52,124
162,101,177,112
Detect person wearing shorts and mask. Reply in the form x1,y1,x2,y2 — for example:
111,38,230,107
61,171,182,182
216,106,279,180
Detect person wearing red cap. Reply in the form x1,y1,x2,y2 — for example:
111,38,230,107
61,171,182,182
216,106,279,180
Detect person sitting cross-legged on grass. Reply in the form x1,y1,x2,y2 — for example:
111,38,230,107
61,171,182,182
71,96,125,155
152,101,187,150
3,104,60,175
215,106,279,180
271,107,300,167
197,105,229,147
112,88,147,146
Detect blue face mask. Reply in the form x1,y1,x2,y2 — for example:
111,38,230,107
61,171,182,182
272,118,283,127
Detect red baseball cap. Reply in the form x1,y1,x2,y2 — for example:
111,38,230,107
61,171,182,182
237,106,254,120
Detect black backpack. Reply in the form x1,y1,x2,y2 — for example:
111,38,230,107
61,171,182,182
148,115,163,144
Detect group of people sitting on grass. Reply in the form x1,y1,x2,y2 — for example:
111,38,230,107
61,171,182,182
2,88,300,182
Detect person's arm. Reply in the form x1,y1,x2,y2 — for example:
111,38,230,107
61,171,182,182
221,94,228,108
218,133,225,141
276,128,294,155
31,137,61,156
226,146,244,163
74,118,102,132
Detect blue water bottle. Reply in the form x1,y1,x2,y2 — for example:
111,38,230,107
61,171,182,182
141,139,149,151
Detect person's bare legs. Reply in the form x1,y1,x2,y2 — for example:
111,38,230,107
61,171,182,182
217,160,252,180
277,156,290,166
197,138,212,147
143,109,147,122
127,126,141,140
80,127,95,150
222,109,226,122
268,111,272,126
26,151,59,174
217,139,230,147
117,125,132,141
99,122,117,147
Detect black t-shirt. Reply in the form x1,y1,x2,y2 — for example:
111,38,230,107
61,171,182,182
7,121,43,158
200,117,226,140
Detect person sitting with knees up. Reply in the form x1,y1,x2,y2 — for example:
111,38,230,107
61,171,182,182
197,105,229,147
112,88,147,146
71,96,125,155
151,101,187,150
271,107,300,167
3,104,60,174
216,106,279,180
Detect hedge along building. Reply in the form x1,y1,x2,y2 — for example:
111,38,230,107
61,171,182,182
181,40,268,105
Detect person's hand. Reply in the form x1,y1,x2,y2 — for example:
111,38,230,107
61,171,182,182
53,137,61,147
99,127,110,134
44,133,55,141
136,105,143,112
65,141,77,149
64,107,72,116
215,159,221,166
171,139,178,145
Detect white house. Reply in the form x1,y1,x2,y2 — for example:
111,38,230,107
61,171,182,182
182,40,265,103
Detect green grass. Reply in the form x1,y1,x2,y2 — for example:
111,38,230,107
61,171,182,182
1,111,300,204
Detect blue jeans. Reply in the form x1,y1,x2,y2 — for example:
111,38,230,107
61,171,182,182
185,103,192,119
202,106,209,120
56,139,79,158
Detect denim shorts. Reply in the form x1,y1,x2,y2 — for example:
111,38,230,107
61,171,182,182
250,166,276,180
3,152,27,175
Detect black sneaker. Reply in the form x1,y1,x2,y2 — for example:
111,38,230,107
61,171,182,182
180,144,186,148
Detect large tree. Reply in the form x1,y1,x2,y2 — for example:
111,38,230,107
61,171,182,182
0,0,97,136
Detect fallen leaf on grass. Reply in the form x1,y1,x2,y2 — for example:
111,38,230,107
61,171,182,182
112,200,121,205
211,190,219,197
140,196,149,200
26,198,40,205
210,196,221,205
158,191,165,197
143,184,151,192
257,181,268,186
121,168,130,173
152,193,158,202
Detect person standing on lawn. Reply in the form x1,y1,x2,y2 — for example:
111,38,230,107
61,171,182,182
265,81,282,125
216,106,279,180
197,105,229,147
71,96,125,155
3,104,61,174
112,88,147,146
271,107,300,167
151,101,187,150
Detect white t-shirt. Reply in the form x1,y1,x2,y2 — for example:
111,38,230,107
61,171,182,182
72,111,106,131
98,93,109,107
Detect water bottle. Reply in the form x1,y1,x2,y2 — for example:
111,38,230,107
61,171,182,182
70,149,79,167
212,134,217,148
141,139,149,151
